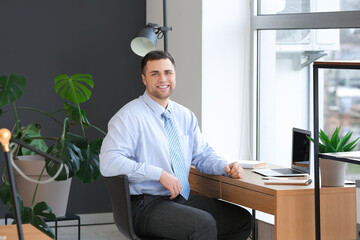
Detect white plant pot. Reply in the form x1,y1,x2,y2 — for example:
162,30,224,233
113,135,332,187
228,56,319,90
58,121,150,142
319,158,347,187
13,155,71,217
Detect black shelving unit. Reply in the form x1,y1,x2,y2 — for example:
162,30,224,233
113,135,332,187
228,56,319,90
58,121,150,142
313,61,360,240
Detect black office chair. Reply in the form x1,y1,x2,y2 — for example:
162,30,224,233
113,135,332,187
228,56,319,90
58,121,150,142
103,175,165,240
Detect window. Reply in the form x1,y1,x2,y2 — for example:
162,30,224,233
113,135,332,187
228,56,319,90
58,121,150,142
260,0,360,15
253,1,360,179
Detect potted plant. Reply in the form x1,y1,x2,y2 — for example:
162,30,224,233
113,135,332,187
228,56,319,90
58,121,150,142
0,73,106,238
309,126,359,187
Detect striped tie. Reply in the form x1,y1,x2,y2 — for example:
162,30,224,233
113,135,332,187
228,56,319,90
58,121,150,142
162,110,190,200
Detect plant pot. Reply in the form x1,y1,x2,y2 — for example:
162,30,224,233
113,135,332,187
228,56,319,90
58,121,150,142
319,158,347,187
13,155,71,217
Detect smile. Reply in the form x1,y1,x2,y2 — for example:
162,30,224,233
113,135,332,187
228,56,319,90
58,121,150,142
158,85,169,89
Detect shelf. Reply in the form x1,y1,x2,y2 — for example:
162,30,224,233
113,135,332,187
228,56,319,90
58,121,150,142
319,152,360,165
314,61,360,67
313,61,360,240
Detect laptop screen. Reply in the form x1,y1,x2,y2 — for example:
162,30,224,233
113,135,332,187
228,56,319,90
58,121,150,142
292,128,311,173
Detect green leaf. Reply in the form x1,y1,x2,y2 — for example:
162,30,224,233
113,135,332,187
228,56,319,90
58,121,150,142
0,182,11,205
319,129,336,152
32,216,55,239
54,73,94,105
336,131,353,152
330,126,340,150
76,137,102,183
18,206,32,224
319,143,326,153
33,201,56,220
0,74,26,107
9,201,55,238
65,133,102,183
63,102,90,127
46,134,82,181
344,137,360,152
18,123,48,155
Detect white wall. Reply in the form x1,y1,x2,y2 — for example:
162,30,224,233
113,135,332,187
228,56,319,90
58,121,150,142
147,0,252,160
202,0,251,160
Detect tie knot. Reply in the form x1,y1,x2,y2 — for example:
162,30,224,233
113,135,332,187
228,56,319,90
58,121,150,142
162,110,171,120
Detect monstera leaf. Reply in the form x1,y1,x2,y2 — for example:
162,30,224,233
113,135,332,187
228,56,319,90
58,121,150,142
46,133,82,181
21,202,56,239
45,132,101,183
0,74,26,107
76,137,102,183
65,133,102,183
16,123,48,156
0,183,55,239
0,182,11,205
54,74,94,105
63,102,90,127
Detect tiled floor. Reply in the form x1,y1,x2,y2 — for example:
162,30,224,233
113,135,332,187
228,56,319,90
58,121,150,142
50,213,125,240
1,213,253,240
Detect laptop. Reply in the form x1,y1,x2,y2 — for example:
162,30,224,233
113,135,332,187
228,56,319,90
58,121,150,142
252,128,311,177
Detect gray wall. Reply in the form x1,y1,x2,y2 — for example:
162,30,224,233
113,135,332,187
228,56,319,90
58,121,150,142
147,0,202,126
0,1,146,215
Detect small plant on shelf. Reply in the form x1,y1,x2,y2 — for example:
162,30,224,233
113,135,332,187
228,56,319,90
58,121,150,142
308,126,359,153
309,125,359,187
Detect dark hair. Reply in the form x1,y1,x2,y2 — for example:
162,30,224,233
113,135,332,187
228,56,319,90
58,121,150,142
141,50,176,74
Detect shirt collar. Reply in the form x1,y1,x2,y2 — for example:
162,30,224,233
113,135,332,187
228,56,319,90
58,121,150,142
142,91,172,117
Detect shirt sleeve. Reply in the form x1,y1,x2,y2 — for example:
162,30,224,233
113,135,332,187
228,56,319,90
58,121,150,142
100,111,163,183
190,114,229,175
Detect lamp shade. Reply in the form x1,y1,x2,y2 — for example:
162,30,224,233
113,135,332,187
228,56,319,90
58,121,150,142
131,25,158,57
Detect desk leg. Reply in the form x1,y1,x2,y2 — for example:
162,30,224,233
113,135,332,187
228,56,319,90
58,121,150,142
252,209,257,240
55,219,58,240
78,217,81,240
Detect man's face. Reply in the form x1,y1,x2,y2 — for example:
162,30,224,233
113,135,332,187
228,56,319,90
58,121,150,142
142,58,176,107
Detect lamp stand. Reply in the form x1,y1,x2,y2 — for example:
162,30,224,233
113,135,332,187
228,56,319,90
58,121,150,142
0,129,24,240
163,0,168,52
0,128,64,240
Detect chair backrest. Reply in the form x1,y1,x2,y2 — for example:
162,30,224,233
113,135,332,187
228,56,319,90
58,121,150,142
103,175,141,240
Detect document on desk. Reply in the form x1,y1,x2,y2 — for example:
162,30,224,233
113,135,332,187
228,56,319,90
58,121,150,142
264,178,312,186
231,160,266,169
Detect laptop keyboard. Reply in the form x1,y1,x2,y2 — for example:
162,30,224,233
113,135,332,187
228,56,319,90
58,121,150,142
272,168,304,174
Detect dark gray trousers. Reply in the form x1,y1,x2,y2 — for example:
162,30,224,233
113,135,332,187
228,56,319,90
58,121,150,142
131,194,253,240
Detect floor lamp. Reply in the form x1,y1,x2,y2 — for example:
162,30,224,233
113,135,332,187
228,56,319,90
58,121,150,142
0,128,63,240
130,0,172,56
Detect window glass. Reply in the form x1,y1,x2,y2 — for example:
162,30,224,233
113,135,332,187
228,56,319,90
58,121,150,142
260,0,360,15
321,29,360,181
259,28,360,181
259,30,312,167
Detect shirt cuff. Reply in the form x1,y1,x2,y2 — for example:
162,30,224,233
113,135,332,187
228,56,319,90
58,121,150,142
213,160,229,176
147,165,163,181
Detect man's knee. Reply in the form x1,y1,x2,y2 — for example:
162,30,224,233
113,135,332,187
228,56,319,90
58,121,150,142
189,211,217,240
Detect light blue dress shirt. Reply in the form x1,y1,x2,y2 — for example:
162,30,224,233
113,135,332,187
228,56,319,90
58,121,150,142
100,91,229,196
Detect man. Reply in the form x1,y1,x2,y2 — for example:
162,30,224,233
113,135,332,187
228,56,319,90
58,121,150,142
100,50,252,240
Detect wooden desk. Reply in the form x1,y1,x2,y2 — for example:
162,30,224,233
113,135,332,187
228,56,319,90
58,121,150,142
189,167,356,240
0,224,52,240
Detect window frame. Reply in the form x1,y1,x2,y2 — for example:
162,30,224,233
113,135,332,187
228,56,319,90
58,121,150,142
250,0,360,159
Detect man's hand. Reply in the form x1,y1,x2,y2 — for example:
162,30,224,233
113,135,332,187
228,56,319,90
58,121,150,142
159,170,182,200
224,162,244,179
